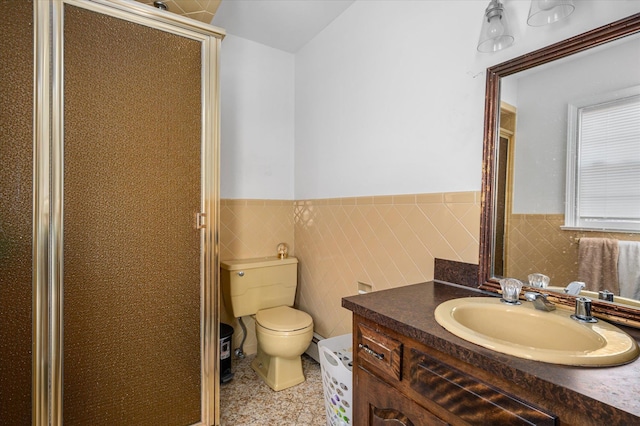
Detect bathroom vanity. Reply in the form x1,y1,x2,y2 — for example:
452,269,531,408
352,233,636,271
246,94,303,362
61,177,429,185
340,13,640,426
342,281,640,426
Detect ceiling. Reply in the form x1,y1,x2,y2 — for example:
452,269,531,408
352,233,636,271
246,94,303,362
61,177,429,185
212,0,355,52
136,0,355,53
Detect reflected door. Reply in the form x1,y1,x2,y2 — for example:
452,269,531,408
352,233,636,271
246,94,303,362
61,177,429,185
494,135,510,276
62,5,205,425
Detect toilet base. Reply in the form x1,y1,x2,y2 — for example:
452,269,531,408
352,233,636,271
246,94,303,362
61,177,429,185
251,347,305,391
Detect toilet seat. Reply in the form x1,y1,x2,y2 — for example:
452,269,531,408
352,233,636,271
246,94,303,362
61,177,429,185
256,306,313,332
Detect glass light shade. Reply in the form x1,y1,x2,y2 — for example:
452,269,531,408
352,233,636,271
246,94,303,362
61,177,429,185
477,0,514,53
527,0,575,27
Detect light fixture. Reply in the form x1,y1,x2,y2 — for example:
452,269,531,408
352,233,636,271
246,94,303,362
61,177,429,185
477,0,514,53
527,0,575,27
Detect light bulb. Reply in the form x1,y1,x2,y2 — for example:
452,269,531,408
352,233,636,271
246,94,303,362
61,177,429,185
487,15,505,38
477,0,514,53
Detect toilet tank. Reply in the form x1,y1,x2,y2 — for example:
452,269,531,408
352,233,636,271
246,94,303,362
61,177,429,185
221,257,298,318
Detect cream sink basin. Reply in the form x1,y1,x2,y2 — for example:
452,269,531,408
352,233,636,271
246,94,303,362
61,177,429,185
434,297,640,367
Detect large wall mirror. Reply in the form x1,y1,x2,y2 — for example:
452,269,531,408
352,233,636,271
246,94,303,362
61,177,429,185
479,13,640,327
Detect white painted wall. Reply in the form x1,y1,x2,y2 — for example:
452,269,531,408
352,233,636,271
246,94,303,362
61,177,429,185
219,34,295,199
294,0,640,199
218,1,640,200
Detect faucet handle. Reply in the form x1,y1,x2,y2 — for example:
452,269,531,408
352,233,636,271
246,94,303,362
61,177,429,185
571,297,598,323
499,278,523,305
599,290,614,302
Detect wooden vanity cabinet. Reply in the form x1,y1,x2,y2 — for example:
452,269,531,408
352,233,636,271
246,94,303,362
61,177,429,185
353,314,558,426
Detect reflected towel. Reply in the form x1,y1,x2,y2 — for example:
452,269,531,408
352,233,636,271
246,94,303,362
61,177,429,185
618,241,640,300
578,237,619,295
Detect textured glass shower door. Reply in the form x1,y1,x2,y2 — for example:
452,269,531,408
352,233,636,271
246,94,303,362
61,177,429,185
62,4,208,425
0,1,34,424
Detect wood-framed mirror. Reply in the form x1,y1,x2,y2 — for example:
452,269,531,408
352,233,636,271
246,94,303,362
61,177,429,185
479,13,640,328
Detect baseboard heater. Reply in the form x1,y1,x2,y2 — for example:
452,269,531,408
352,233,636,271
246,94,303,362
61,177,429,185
305,332,324,363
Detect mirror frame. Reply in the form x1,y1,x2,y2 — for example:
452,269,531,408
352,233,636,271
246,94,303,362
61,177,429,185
479,13,640,328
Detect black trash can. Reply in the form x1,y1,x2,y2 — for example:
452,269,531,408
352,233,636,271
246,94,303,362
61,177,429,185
220,323,234,383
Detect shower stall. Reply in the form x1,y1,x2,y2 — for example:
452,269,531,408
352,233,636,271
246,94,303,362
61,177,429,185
0,1,222,424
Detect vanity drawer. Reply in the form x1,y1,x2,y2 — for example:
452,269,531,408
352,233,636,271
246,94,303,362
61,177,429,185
356,322,402,382
408,349,557,426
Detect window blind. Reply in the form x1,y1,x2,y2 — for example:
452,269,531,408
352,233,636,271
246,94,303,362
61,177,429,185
577,94,640,229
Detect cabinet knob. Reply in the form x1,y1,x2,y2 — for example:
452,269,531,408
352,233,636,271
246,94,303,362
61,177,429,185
236,271,244,277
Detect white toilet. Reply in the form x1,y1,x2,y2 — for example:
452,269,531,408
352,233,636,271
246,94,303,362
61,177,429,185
221,256,313,391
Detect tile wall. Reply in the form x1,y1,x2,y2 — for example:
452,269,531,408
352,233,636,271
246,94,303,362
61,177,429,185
220,199,295,261
293,192,480,339
220,192,481,352
506,213,640,287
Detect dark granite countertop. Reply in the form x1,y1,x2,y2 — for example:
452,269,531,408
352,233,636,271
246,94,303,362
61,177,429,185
342,281,640,423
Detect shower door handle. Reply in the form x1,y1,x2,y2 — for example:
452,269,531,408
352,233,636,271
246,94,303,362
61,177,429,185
196,212,206,229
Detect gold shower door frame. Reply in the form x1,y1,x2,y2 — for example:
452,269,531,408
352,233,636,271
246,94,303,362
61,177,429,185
33,1,222,425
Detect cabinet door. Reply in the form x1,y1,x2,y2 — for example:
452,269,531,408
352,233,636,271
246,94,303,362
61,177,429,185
355,367,448,426
408,349,557,426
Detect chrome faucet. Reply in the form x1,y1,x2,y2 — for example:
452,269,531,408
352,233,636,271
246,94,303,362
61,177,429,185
571,297,598,323
524,292,556,312
564,281,586,296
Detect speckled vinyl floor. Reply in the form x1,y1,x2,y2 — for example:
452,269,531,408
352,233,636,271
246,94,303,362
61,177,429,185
220,354,326,425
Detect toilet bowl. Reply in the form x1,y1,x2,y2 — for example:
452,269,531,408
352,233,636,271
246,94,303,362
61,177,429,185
220,256,314,391
251,306,314,391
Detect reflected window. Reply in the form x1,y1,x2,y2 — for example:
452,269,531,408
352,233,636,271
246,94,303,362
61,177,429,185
565,87,640,232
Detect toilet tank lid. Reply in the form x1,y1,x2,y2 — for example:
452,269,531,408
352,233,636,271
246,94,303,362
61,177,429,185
221,256,298,271
256,306,313,331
